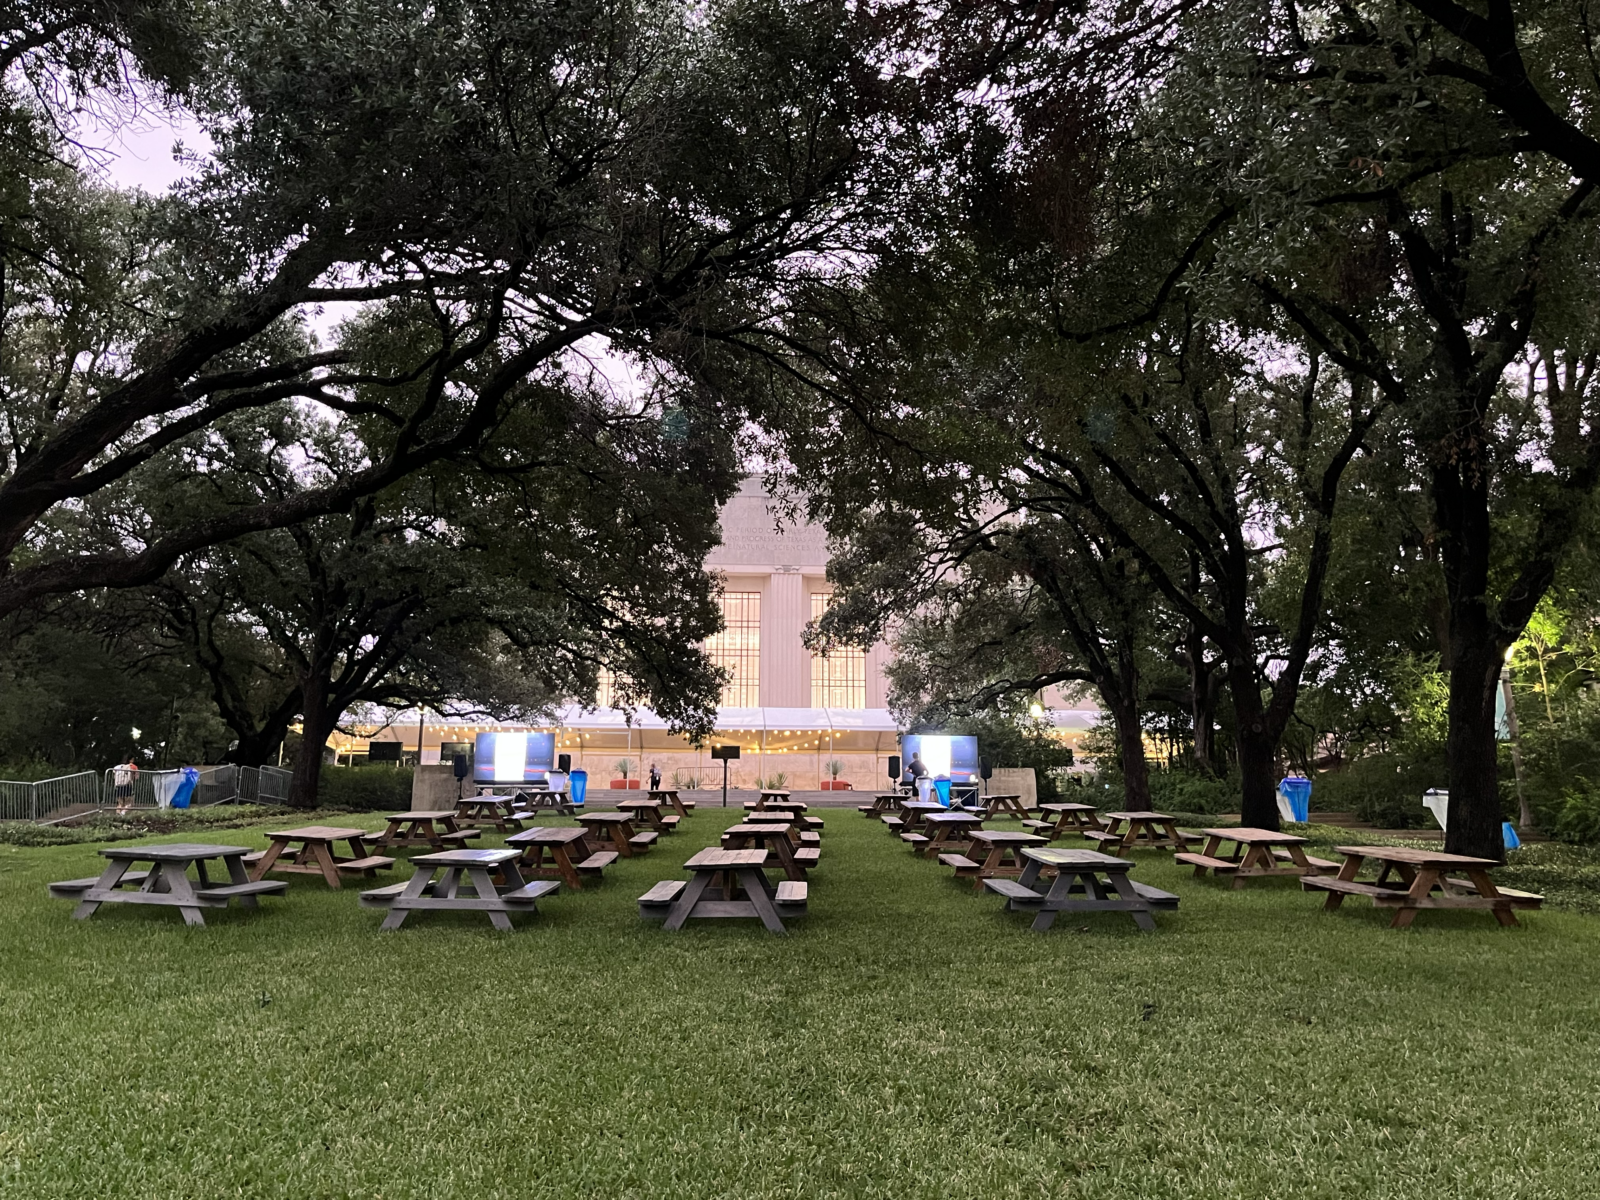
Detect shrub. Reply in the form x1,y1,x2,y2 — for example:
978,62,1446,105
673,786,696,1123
1312,753,1451,829
316,765,414,811
1144,768,1238,815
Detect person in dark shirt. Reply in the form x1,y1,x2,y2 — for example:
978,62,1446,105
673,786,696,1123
907,753,929,782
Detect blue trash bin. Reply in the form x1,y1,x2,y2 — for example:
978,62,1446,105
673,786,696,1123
1280,776,1312,823
169,767,199,809
934,778,952,807
569,769,587,807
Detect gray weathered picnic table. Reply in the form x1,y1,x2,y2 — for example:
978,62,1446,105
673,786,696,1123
638,848,807,933
984,847,1177,932
1024,802,1103,839
358,848,559,931
1085,811,1197,853
49,843,285,927
722,822,812,880
247,825,394,889
941,829,1049,890
454,794,525,833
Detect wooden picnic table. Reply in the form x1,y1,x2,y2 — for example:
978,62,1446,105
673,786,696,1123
756,789,792,807
941,829,1049,891
454,795,525,833
369,810,479,851
722,822,810,881
575,811,658,857
639,848,807,933
1177,827,1337,886
513,787,575,816
618,797,681,833
247,826,394,889
975,792,1030,820
903,811,984,857
747,795,807,814
50,844,284,927
647,788,695,818
358,849,559,931
1303,845,1544,929
505,826,619,889
859,792,903,816
1086,811,1196,853
985,847,1176,931
1026,802,1103,839
891,799,949,834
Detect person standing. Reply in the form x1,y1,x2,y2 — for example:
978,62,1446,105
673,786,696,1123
113,760,139,814
648,762,661,790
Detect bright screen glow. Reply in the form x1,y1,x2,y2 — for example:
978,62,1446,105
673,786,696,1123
473,732,555,783
900,734,979,781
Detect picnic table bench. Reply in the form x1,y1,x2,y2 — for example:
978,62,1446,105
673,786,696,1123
1085,811,1198,853
369,811,481,851
1023,802,1104,839
455,795,525,833
359,849,559,931
941,829,1049,891
51,844,285,927
1303,845,1544,928
903,811,984,857
1176,827,1337,886
638,848,807,933
618,798,682,834
505,826,619,889
245,826,394,888
576,811,658,857
985,848,1176,931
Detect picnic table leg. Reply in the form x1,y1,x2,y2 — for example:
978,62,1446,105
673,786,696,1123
1390,868,1441,929
380,867,437,931
222,853,260,908
551,845,582,890
309,841,343,889
1105,870,1157,931
773,839,805,882
249,838,289,883
468,868,514,931
739,867,787,933
1325,853,1364,910
1283,844,1321,875
72,859,131,920
1464,867,1518,927
663,872,714,931
1031,871,1076,932
158,862,209,927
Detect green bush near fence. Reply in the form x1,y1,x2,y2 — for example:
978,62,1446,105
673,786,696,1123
314,764,414,811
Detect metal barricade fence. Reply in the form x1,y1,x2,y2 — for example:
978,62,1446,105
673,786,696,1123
0,772,103,822
258,766,292,803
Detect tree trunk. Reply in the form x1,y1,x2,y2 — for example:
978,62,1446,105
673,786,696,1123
1112,700,1152,811
289,678,337,809
226,718,292,768
1230,670,1280,829
1444,639,1507,861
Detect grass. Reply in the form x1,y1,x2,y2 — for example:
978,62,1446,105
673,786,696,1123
3,806,1600,1198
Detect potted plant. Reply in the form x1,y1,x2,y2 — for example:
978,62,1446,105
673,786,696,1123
611,759,634,789
822,758,850,790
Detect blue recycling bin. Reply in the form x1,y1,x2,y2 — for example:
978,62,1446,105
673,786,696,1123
934,778,952,807
1279,775,1311,823
1503,821,1522,850
569,769,588,807
169,767,199,809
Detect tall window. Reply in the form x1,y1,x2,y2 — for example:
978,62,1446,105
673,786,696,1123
810,593,866,708
707,592,761,707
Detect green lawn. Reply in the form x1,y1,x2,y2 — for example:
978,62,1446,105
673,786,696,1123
2,806,1599,1198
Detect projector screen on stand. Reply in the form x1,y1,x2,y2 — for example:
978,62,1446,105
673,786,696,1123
898,734,979,781
473,731,556,784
